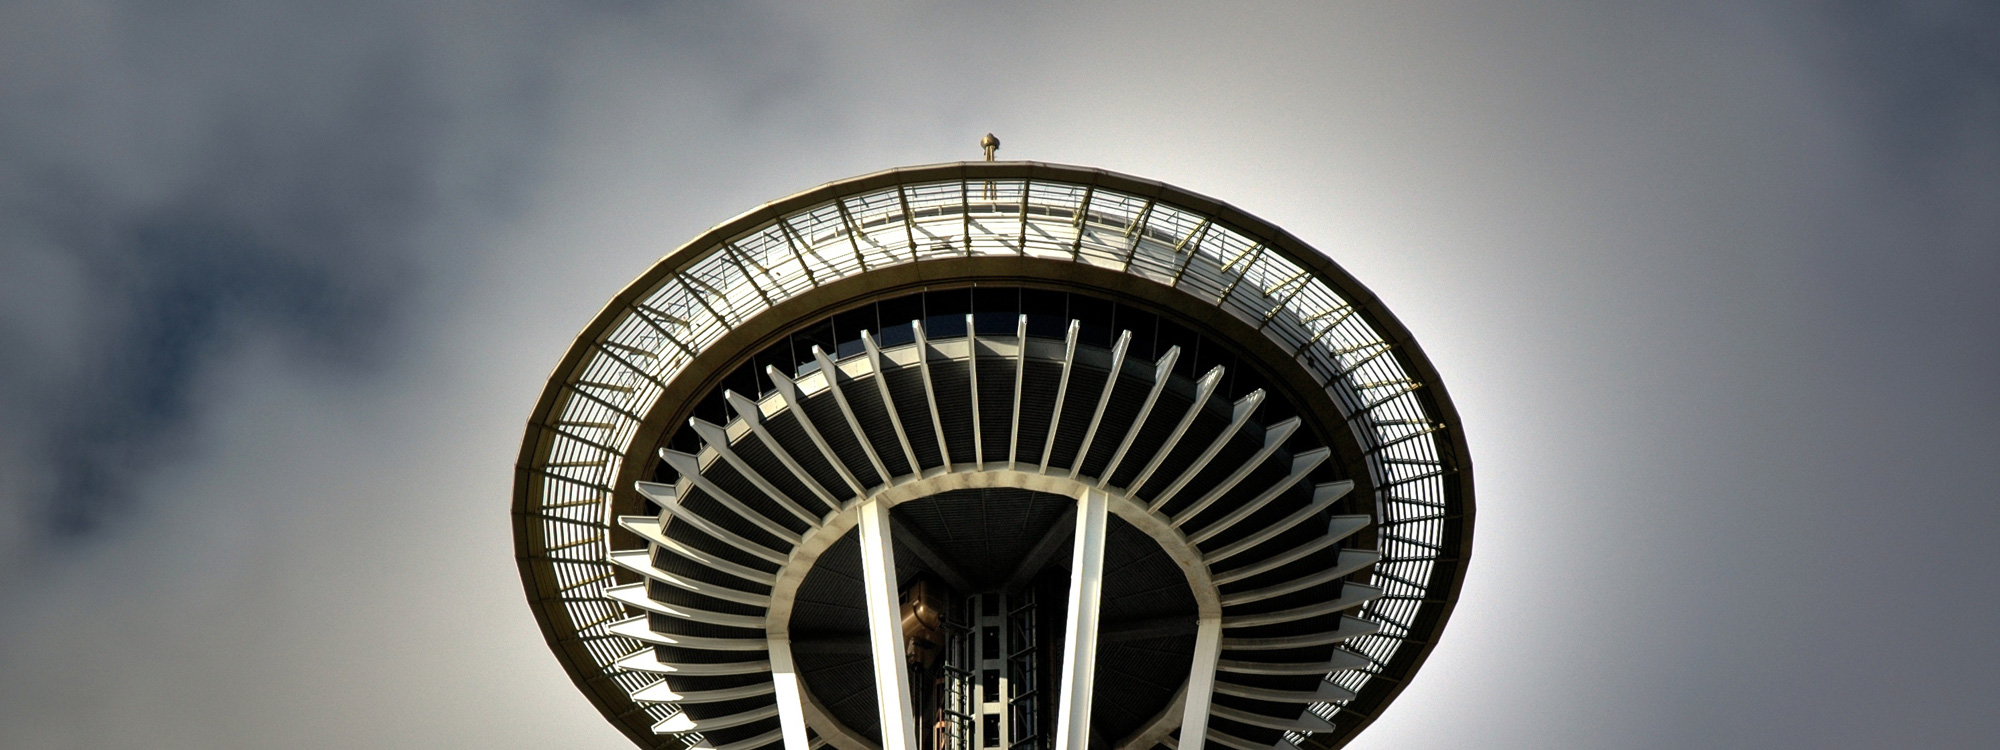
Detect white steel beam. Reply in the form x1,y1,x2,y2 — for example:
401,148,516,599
1180,443,1324,542
687,419,824,528
653,703,781,734
658,450,805,545
1201,483,1357,566
1177,616,1222,750
608,616,767,650
1097,346,1180,487
769,637,814,750
616,515,778,585
913,321,954,472
1123,366,1223,492
1167,419,1304,528
812,346,892,484
861,331,923,474
1068,331,1132,478
856,499,920,750
632,679,776,704
614,649,770,676
766,368,867,497
632,482,789,566
1147,390,1265,513
1216,650,1369,676
1222,584,1383,628
1218,549,1382,606
1206,515,1365,587
607,550,773,607
1210,704,1333,733
604,583,766,628
1009,314,1027,467
1219,615,1380,651
724,391,842,510
1039,321,1082,471
1054,487,1111,750
967,313,984,469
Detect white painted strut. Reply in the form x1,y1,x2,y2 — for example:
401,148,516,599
1055,487,1111,750
856,498,919,750
768,636,813,750
1177,616,1222,750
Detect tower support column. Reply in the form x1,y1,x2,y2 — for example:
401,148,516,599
1177,617,1223,750
1055,488,1110,750
769,636,813,750
858,498,921,750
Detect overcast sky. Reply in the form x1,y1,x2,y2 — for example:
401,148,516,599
1,2,1995,748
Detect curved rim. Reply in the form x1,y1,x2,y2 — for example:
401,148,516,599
513,160,1474,750
764,470,1221,750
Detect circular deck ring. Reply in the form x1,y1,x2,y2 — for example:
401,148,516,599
513,161,1473,750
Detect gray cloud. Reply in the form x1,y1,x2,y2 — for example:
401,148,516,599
0,0,570,550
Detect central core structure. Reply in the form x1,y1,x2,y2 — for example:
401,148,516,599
513,162,1474,750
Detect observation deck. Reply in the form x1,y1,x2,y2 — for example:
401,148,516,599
513,161,1473,750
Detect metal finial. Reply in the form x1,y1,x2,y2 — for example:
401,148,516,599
980,133,1000,161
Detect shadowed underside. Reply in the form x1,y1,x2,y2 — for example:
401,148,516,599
614,322,1378,750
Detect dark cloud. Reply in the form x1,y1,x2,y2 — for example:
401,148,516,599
41,213,401,532
1805,1,2000,278
1822,2,1999,145
0,0,565,547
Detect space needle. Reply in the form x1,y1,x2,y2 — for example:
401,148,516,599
512,137,1473,750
